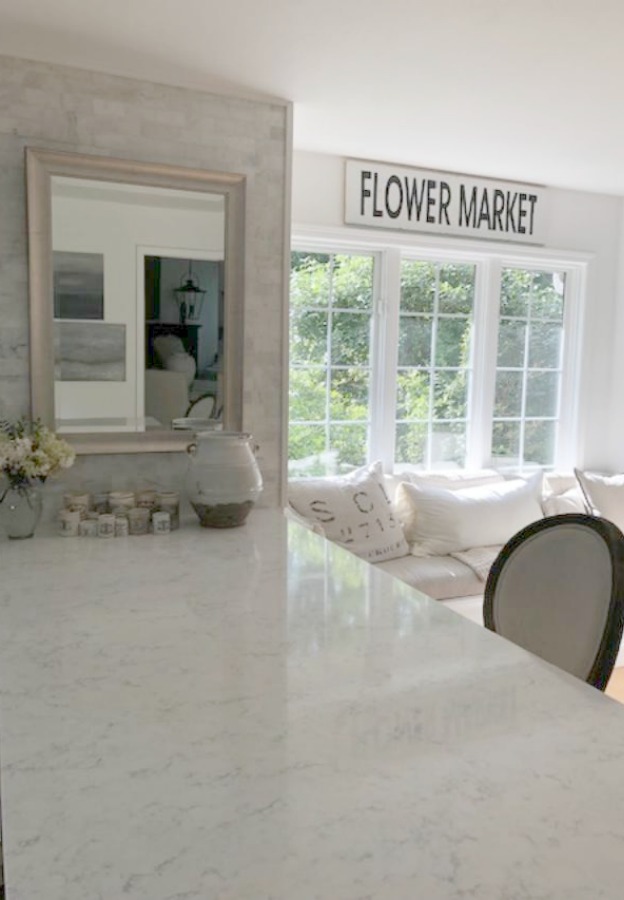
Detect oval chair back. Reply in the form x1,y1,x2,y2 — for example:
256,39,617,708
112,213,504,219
484,514,624,690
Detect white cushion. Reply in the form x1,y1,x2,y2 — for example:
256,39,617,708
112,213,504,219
396,467,504,490
542,486,587,516
376,554,484,600
165,350,196,386
391,468,505,529
288,462,409,563
153,333,186,363
543,472,579,496
575,469,624,530
396,472,544,555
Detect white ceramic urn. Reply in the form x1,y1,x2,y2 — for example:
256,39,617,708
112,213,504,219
186,431,263,527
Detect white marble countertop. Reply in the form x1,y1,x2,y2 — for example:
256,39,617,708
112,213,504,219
2,510,624,899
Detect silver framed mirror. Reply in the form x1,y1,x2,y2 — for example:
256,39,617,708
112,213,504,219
26,148,245,453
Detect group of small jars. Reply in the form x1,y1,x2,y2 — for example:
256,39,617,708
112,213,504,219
59,489,180,538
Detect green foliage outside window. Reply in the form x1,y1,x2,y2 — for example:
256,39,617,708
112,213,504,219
395,260,474,467
289,254,565,476
491,268,565,468
289,253,373,475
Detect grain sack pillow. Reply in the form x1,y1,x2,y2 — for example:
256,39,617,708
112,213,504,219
288,462,409,562
396,471,544,556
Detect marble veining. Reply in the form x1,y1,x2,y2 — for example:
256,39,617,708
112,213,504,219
1,511,624,898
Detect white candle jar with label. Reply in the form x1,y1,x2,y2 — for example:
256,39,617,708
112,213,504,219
185,432,263,528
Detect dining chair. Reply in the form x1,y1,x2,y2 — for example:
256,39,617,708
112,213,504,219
484,513,624,690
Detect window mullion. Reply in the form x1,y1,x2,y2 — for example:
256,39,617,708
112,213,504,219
369,248,400,470
325,255,335,457
467,259,500,468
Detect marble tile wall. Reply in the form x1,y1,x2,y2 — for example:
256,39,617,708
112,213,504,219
0,55,290,513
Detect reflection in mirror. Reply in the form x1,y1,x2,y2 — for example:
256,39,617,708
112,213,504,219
50,177,225,434
26,149,245,453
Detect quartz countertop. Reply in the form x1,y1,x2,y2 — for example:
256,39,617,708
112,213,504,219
1,510,624,899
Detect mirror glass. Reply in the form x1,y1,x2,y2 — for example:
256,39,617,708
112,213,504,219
27,149,245,453
50,177,225,434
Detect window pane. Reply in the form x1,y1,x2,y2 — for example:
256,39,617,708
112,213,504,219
329,424,368,471
528,323,562,369
494,370,523,417
290,252,330,308
435,317,471,367
497,319,526,367
491,266,567,470
430,423,466,466
395,422,428,466
289,368,326,421
331,255,374,310
331,312,371,365
396,369,430,419
400,261,435,313
438,264,475,314
288,424,328,476
531,272,565,321
500,268,531,317
526,371,558,418
398,316,432,366
434,370,468,420
289,251,374,477
290,310,328,364
330,369,369,420
524,420,556,466
491,421,521,462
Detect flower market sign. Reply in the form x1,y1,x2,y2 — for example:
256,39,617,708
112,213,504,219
345,159,548,244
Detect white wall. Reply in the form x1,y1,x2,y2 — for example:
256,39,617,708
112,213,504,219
292,150,624,470
0,54,290,509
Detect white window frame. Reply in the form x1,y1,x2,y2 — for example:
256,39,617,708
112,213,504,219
291,224,590,473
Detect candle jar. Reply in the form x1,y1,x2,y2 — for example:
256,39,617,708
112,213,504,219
185,432,263,528
79,519,98,537
108,491,135,515
136,489,158,510
156,491,180,530
63,492,90,519
98,513,116,539
59,508,81,537
127,507,150,535
92,493,110,514
115,516,129,537
152,511,171,534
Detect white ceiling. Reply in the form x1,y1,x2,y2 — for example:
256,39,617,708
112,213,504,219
1,0,623,195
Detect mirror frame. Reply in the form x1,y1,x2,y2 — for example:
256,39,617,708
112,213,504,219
25,147,245,453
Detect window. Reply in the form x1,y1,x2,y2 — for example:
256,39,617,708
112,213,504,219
396,260,475,467
491,268,565,470
289,237,583,476
289,252,375,476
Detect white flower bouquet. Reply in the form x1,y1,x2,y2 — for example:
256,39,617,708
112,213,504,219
0,418,75,492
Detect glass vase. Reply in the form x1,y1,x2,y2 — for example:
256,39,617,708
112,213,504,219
1,483,43,539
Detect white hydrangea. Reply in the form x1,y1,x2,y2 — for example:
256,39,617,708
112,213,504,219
0,421,75,486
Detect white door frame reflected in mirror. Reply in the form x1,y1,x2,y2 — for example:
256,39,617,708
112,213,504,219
26,148,245,454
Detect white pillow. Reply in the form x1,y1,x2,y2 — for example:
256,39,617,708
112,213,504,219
398,467,504,491
288,463,409,562
542,486,587,516
396,471,544,556
153,333,186,363
575,469,624,529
